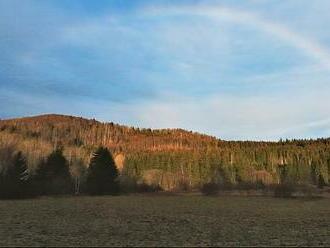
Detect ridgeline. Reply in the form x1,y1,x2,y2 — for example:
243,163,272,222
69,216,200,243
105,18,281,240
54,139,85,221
0,114,329,190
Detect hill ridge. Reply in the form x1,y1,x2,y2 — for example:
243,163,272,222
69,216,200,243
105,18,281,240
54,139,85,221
0,113,329,190
0,113,217,139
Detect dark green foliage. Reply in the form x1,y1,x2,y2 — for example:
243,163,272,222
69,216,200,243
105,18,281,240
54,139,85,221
0,151,29,199
33,147,73,195
86,147,119,195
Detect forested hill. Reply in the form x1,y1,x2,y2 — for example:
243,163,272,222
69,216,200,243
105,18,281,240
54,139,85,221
0,114,222,151
0,114,329,190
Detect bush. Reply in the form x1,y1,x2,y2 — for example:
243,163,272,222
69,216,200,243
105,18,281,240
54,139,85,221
175,180,191,192
235,181,266,191
220,182,234,191
318,174,326,189
255,180,266,190
274,183,295,198
119,175,138,193
137,183,163,193
296,184,318,198
201,182,219,196
118,175,164,193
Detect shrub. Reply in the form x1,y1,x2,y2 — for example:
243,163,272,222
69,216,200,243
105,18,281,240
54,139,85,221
118,175,163,193
118,175,138,193
235,181,266,191
137,183,163,193
220,182,234,191
274,183,296,198
318,174,326,189
296,184,318,198
201,182,219,196
176,179,191,192
255,180,266,190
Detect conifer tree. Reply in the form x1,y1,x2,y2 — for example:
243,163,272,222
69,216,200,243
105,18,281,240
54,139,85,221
0,151,29,199
86,147,119,195
33,147,73,195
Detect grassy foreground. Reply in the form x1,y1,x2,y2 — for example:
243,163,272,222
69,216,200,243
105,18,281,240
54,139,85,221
0,195,329,247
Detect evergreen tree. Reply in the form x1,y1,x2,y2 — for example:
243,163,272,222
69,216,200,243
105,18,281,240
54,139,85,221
0,152,29,199
86,147,119,195
33,147,73,195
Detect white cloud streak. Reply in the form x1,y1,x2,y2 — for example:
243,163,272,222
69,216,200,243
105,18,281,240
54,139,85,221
145,5,330,70
130,92,330,141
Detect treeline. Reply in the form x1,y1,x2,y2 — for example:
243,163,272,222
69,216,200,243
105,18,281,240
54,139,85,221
1,145,327,199
124,145,330,191
0,146,120,199
0,114,329,195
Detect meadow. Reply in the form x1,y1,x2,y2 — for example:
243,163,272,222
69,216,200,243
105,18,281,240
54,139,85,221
0,195,329,247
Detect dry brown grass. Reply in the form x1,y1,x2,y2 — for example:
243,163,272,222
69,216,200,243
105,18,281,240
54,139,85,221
0,195,329,246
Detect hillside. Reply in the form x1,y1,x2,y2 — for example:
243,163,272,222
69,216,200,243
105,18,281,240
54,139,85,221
0,114,221,151
0,114,329,190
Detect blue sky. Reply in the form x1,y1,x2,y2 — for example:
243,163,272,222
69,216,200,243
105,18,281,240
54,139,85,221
1,0,330,140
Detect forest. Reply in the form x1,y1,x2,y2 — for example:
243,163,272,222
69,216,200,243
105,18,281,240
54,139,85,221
0,114,329,197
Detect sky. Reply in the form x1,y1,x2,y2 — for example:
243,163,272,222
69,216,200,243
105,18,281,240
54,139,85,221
1,0,330,141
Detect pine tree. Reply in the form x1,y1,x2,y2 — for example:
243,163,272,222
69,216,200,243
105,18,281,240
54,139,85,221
33,147,73,195
0,151,29,199
86,147,119,195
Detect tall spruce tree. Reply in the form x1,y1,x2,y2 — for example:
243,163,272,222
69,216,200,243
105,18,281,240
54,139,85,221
33,147,73,195
0,151,29,199
86,147,119,195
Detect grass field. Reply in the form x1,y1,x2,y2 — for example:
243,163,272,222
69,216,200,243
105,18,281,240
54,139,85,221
0,195,329,247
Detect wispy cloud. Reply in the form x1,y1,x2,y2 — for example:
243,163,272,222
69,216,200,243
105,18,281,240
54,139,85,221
129,91,330,140
145,4,330,69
